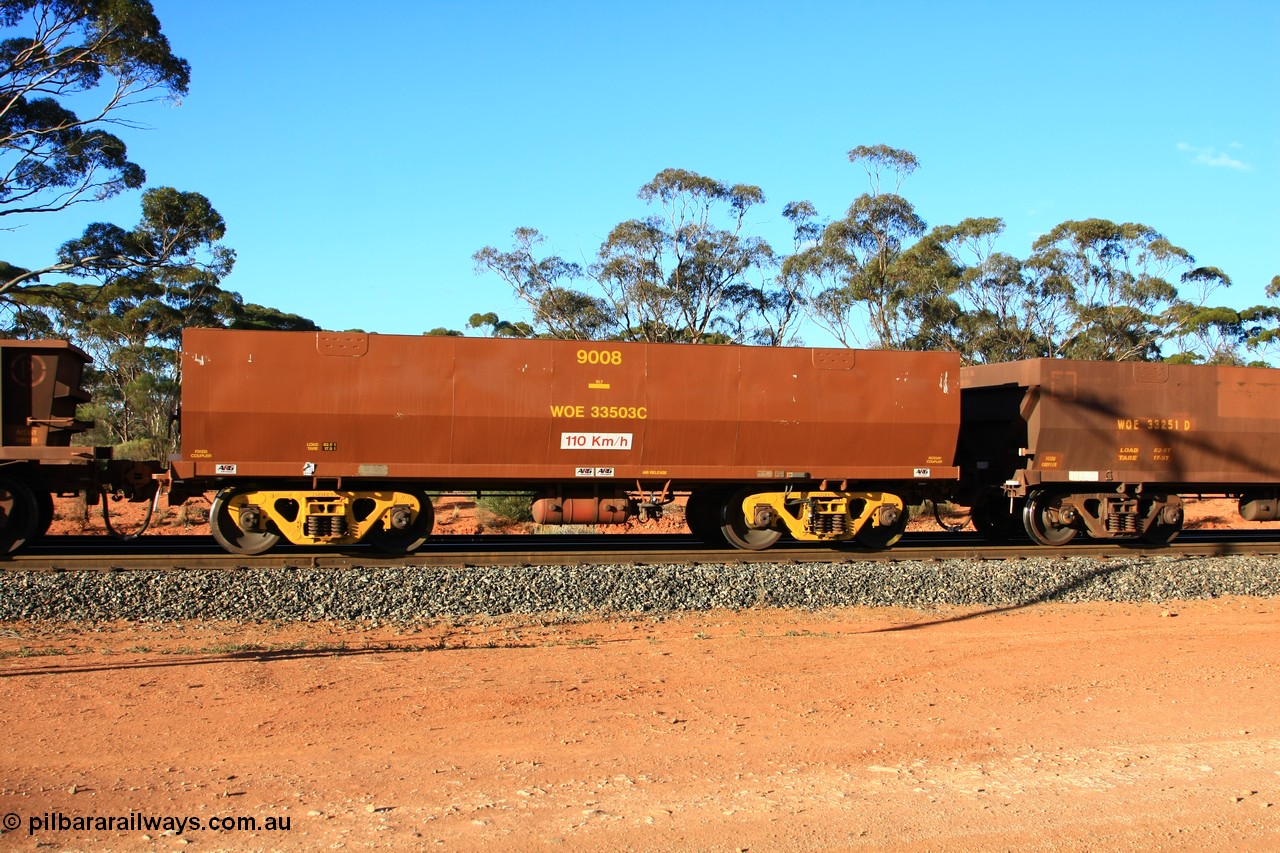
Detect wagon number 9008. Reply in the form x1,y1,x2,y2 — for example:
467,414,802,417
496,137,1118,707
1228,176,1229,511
577,349,622,365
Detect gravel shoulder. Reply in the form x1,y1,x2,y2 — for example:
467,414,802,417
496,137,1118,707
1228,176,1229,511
3,586,1280,850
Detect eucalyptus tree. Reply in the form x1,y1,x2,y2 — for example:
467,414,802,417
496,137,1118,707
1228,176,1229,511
466,311,533,338
1237,275,1280,365
1158,265,1251,364
1027,219,1225,362
781,145,931,349
471,226,616,340
230,302,319,332
1,0,189,292
18,187,238,336
474,169,791,345
920,217,1071,363
593,168,788,344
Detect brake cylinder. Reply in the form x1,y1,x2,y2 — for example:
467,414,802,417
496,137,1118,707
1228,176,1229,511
1239,492,1279,522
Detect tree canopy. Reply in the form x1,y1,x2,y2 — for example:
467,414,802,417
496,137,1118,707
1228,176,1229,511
473,146,1278,366
0,0,188,225
1,1,316,456
474,169,799,346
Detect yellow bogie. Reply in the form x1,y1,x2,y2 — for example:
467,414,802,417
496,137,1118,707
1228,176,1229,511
740,490,908,546
211,488,433,553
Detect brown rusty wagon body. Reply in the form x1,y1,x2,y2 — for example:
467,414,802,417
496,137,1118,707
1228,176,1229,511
1,339,93,462
9,328,1280,558
173,329,961,553
0,340,154,553
960,359,1280,544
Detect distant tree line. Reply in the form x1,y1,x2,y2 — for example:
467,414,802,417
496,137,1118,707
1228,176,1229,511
0,0,314,459
469,145,1280,367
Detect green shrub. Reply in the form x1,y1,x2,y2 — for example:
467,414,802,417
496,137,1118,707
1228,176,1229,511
476,492,534,524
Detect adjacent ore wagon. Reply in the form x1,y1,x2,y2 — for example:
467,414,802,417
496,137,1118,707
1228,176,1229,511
171,329,962,554
958,359,1280,545
0,339,155,553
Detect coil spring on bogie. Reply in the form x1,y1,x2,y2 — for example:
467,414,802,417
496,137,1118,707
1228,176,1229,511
807,503,848,536
305,515,348,538
1105,503,1139,535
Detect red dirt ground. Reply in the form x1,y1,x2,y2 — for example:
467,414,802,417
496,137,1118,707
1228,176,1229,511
4,496,1276,850
2,600,1278,850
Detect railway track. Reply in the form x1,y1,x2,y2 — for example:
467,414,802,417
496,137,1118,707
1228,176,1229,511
6,529,1280,572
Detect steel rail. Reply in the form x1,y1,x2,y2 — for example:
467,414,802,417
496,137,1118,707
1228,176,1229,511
3,530,1279,572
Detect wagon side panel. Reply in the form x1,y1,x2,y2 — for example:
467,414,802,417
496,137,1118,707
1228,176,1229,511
961,359,1280,491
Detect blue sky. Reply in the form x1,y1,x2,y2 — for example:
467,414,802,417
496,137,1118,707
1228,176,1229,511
7,0,1278,345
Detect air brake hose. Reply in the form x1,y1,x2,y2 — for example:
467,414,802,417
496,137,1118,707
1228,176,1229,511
101,484,162,540
932,500,971,533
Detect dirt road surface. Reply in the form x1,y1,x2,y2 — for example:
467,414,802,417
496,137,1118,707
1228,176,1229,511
2,597,1278,851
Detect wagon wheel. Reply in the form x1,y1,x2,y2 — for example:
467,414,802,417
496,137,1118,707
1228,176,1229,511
854,501,910,549
0,475,39,555
210,488,282,556
1142,501,1184,546
719,488,782,551
970,491,1020,541
1022,491,1079,546
365,490,434,554
684,491,726,545
32,488,54,539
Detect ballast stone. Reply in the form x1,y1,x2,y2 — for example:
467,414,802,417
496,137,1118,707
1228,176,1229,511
1,556,1279,622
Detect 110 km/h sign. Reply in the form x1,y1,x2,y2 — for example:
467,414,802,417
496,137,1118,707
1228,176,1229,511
561,432,634,450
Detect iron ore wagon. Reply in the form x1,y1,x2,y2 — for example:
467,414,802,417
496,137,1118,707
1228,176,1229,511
169,329,962,554
6,330,1280,557
0,339,155,553
958,359,1280,545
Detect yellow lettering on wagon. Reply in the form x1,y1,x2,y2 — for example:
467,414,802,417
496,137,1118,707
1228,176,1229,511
1116,417,1194,431
1146,418,1193,431
576,349,623,366
589,405,648,420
